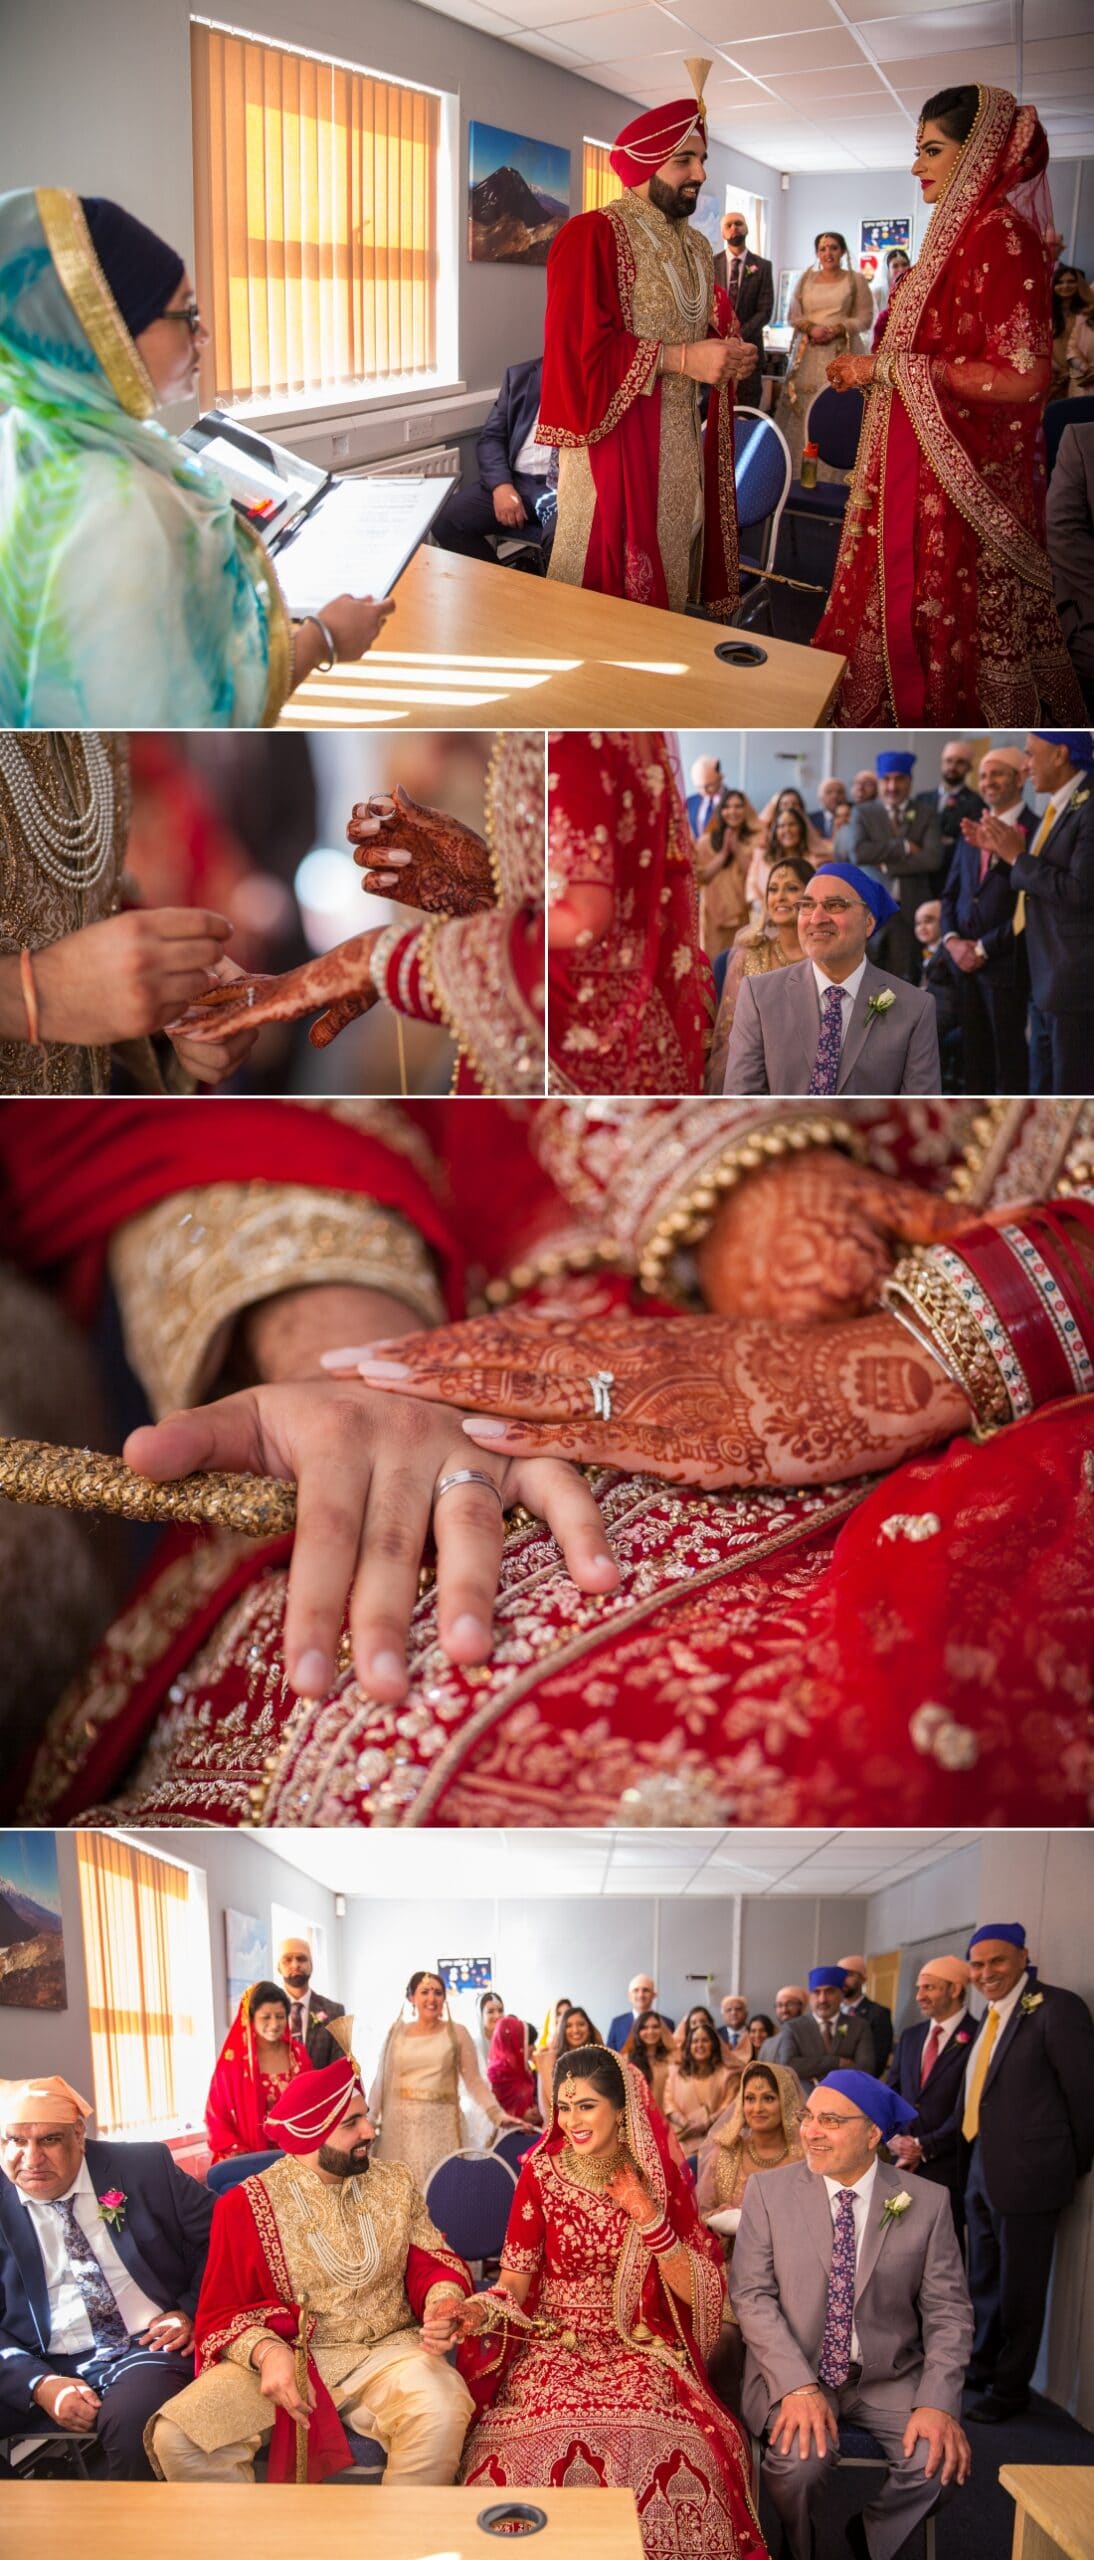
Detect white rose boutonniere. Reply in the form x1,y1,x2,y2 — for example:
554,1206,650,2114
1020,1991,1044,2014
881,2192,913,2228
865,989,896,1020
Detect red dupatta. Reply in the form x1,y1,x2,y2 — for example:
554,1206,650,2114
487,2014,536,2120
205,1986,309,2160
548,730,712,1092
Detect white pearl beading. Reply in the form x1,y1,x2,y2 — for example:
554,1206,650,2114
0,735,116,892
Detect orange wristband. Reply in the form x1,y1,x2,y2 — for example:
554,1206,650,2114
19,946,42,1046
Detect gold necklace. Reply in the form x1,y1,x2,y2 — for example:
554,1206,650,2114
557,2141,626,2192
745,2138,789,2165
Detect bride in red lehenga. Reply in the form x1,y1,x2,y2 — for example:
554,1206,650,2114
814,84,1084,726
455,2042,767,2560
547,731,712,1094
1,1096,1091,1831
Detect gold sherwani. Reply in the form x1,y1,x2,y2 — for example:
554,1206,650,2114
0,732,132,1094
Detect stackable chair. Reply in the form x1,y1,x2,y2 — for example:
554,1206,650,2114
783,384,865,569
730,407,793,631
425,2147,518,2279
492,2124,540,2173
205,2148,281,2195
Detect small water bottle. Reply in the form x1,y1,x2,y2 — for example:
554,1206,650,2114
800,441,819,488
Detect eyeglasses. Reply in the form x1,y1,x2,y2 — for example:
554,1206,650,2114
802,2110,867,2131
161,301,203,336
799,897,861,917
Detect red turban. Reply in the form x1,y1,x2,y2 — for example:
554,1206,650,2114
610,100,707,187
264,2057,363,2154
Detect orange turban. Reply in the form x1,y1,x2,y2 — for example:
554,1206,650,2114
916,1953,972,1988
0,2075,93,2125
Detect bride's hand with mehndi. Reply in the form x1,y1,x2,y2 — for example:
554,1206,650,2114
347,785,496,914
695,1148,966,1322
606,2158,657,2226
330,1304,971,1491
166,929,385,1050
826,353,875,392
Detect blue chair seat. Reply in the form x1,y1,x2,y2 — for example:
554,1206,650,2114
492,2124,539,2172
785,479,850,519
206,2149,282,2196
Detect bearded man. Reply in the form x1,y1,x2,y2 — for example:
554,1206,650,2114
539,60,753,618
149,2060,473,2484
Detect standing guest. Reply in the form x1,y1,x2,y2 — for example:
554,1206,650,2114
150,2061,474,2484
622,2010,675,2112
778,232,873,478
478,1991,506,2067
850,752,946,909
940,744,1032,1092
838,1958,894,2077
720,1995,751,2053
696,788,764,963
873,245,911,324
747,2015,775,2060
722,863,940,1096
431,358,550,563
487,2015,540,2126
934,742,983,860
1049,266,1094,400
369,1970,512,2189
960,1921,1094,2423
539,65,754,618
687,755,724,837
205,1982,309,2162
607,1974,674,2051
1065,304,1094,395
913,900,963,1089
886,1954,975,2237
276,1937,345,2068
743,805,818,927
809,777,850,843
663,2015,736,2145
761,1991,808,2061
851,770,879,805
773,1970,874,2089
733,2071,973,2560
698,2061,805,2411
1046,424,1094,713
558,2006,603,2055
959,728,1094,1092
713,214,774,410
532,1998,572,2113
0,2075,213,2480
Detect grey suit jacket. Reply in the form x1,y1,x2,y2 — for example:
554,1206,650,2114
843,797,945,920
722,957,940,1095
731,2157,974,2435
772,2008,875,2087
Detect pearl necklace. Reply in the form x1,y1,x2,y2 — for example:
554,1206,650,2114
631,203,708,331
0,735,116,892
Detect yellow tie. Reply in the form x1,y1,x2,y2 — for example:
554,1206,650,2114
962,2005,1000,2140
1013,801,1056,937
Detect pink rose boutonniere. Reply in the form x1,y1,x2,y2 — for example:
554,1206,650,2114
955,2029,972,2046
98,2189,127,2232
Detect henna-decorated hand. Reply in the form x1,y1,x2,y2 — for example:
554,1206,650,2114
605,2159,657,2226
827,354,875,392
694,1149,966,1323
346,785,496,914
167,930,385,1050
323,1305,971,1491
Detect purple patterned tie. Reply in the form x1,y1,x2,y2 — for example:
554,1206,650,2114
817,2188,857,2387
51,2199,130,2355
808,983,845,1095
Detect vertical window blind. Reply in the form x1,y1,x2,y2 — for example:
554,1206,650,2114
583,141,624,214
75,1833,196,2136
191,19,441,405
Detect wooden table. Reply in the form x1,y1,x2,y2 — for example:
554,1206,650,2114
3,2481,646,2559
999,2464,1094,2560
281,546,845,730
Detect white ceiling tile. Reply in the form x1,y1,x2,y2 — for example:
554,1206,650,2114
723,27,869,68
765,67,893,102
538,3,695,55
502,27,591,58
1023,0,1094,34
674,0,842,31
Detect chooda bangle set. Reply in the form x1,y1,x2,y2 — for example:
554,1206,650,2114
883,1201,1094,1437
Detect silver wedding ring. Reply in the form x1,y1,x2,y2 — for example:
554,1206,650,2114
589,1371,615,1420
434,1469,505,1508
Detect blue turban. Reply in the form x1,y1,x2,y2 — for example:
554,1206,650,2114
875,752,916,776
1030,731,1094,768
813,862,900,928
823,2071,918,2137
808,1966,847,1991
80,197,185,339
967,1922,1027,1955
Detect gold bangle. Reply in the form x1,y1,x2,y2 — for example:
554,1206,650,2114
637,1112,859,1298
19,946,42,1046
882,1254,1012,1434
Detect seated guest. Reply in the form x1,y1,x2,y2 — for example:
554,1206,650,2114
719,1995,750,2054
275,1937,345,2067
150,2059,474,2483
914,900,963,1085
607,1974,674,2052
746,2015,775,2060
960,729,1094,1093
960,1922,1094,2424
0,2074,213,2480
773,1969,874,2088
487,2014,539,2125
662,2014,736,2144
940,744,1032,1094
713,214,774,410
733,2070,972,2560
431,358,550,564
206,1981,309,2162
698,2060,805,2411
622,2009,674,2111
1046,423,1094,712
885,1954,975,2236
838,1957,893,2077
722,864,940,1095
809,777,850,842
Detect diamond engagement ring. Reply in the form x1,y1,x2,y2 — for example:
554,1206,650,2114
434,1470,505,1508
589,1371,615,1419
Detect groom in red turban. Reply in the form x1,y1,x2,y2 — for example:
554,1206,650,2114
538,61,753,620
148,2060,474,2485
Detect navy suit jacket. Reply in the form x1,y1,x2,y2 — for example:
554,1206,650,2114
0,2139,214,2405
841,1995,893,2077
887,2012,978,2190
960,1976,1094,2215
940,808,1033,986
1009,783,1094,1013
607,2008,675,2052
687,791,722,837
476,358,544,491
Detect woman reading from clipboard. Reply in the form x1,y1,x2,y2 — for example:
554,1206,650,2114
0,190,393,728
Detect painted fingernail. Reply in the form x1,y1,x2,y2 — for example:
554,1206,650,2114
451,1614,491,1652
354,1357,413,1380
319,1346,377,1367
370,872,399,888
379,848,410,864
463,1418,507,1438
292,1650,331,1696
370,1650,406,1687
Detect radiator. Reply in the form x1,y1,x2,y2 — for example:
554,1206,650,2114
349,444,462,480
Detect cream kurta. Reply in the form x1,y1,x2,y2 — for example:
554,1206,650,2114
550,192,714,616
0,732,132,1094
370,2021,505,2189
777,265,874,477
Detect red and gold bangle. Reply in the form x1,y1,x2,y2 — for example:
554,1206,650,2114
638,2213,676,2255
19,946,42,1046
884,1201,1094,1436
